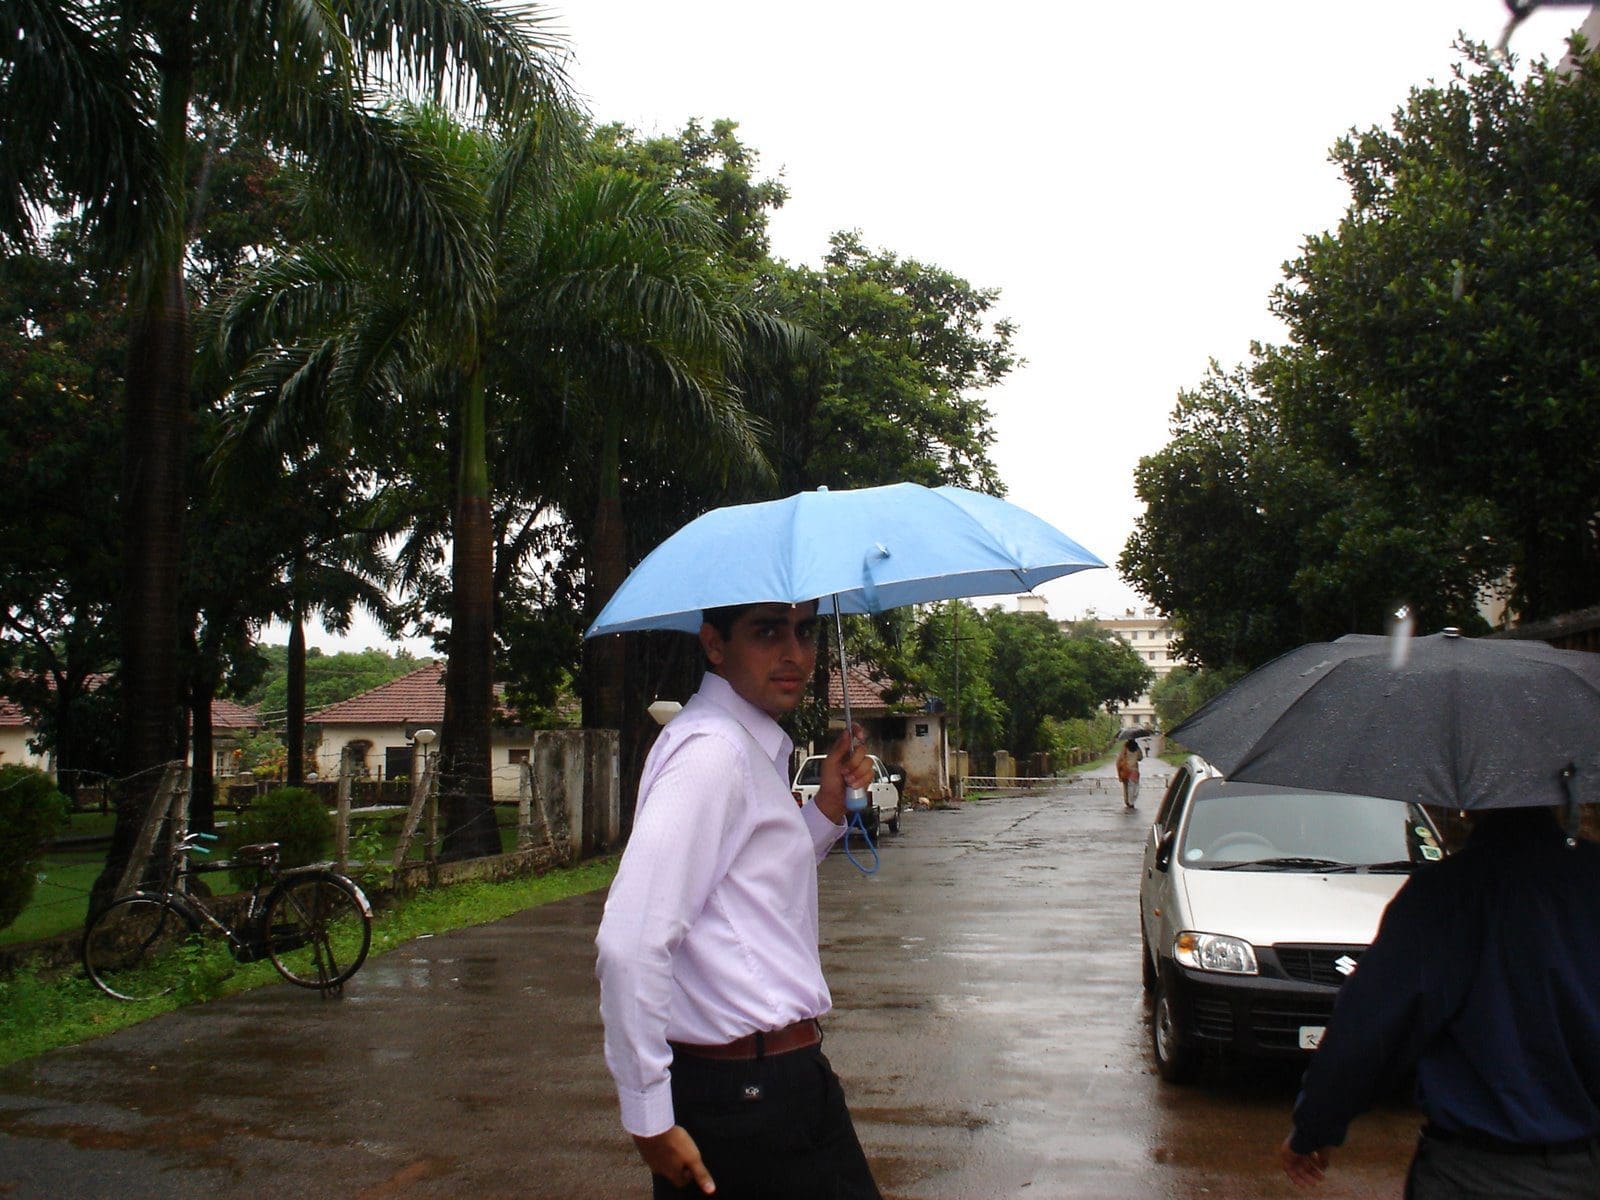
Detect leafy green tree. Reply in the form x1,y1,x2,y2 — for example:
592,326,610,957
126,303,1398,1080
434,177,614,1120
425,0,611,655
0,766,69,932
213,104,577,858
1121,364,1327,670
589,118,789,265
1041,712,1120,765
1270,41,1600,620
1130,41,1600,672
903,605,1150,763
517,166,792,733
909,602,1003,760
213,113,778,850
764,233,1014,495
0,237,126,798
239,647,428,716
2,0,570,906
1150,665,1240,733
986,611,1151,760
1126,43,1599,669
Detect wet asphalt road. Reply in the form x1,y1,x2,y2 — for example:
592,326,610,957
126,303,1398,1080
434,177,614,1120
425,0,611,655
0,769,1422,1199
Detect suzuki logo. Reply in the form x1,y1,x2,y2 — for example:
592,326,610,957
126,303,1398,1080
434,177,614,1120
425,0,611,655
1333,954,1359,977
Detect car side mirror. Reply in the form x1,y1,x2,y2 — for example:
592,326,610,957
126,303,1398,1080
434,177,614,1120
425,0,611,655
1154,829,1177,872
890,773,903,784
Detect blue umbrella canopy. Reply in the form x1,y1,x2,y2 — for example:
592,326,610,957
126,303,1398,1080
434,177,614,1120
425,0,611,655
586,482,1105,637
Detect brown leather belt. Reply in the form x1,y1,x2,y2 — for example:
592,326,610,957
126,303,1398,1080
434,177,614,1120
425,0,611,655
670,1018,822,1061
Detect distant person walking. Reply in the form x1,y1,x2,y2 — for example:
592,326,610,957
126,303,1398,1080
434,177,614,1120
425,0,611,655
1116,738,1142,809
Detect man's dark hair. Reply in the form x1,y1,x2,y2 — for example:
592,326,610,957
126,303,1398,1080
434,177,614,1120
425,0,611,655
702,600,822,641
702,603,762,640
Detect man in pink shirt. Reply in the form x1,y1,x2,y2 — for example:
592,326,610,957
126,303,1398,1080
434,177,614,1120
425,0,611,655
595,600,882,1198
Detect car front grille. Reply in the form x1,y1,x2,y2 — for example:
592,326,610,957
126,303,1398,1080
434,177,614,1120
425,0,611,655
1274,944,1367,987
1250,995,1337,1050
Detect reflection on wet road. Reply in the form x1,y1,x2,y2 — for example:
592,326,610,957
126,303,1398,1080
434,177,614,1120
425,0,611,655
0,776,1420,1198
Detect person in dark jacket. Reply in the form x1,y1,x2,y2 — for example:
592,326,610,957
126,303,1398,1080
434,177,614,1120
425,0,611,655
1280,806,1600,1196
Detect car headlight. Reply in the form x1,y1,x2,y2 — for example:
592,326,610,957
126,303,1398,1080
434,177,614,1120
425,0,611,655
1174,931,1259,975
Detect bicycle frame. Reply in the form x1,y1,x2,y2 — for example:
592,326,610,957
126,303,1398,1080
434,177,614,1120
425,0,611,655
158,837,369,963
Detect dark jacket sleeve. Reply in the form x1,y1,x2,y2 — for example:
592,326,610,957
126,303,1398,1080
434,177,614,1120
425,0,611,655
1289,870,1470,1153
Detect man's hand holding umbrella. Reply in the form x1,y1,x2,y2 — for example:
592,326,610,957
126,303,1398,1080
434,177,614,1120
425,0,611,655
813,723,874,826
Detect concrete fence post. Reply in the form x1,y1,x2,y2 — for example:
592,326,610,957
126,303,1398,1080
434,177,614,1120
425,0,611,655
334,745,353,871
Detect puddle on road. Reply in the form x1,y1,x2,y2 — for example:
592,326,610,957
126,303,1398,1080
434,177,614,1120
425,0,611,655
853,1103,992,1132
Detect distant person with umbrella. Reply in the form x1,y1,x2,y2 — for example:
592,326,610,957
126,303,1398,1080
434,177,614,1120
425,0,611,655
595,600,882,1199
1165,630,1600,1196
1116,735,1143,809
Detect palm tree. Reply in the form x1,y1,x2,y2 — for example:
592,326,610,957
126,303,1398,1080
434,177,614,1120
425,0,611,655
494,167,813,732
212,108,565,857
1,1,569,903
212,127,797,855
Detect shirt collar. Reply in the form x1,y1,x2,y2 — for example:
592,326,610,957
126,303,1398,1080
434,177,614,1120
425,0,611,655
697,672,793,769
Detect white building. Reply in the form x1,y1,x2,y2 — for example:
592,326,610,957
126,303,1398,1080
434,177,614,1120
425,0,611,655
306,663,534,799
1064,606,1180,731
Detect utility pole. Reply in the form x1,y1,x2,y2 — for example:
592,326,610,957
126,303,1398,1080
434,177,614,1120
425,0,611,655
952,604,961,800
948,604,975,800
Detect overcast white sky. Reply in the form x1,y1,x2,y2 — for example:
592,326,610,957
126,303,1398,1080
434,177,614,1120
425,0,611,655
290,0,1590,653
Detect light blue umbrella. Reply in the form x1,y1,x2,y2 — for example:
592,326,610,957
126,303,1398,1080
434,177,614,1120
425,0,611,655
585,482,1105,637
587,481,1104,874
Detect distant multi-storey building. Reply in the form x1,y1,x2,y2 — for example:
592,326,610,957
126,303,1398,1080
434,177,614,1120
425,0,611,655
1062,606,1180,731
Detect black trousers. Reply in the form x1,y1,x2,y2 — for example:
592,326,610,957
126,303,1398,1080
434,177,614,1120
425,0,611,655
651,1044,881,1200
1405,1131,1600,1199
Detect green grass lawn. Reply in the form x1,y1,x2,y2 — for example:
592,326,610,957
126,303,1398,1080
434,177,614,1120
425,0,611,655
5,803,552,948
0,854,618,1067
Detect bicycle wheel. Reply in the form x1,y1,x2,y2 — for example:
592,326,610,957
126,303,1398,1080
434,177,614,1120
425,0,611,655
262,872,372,989
82,895,201,1001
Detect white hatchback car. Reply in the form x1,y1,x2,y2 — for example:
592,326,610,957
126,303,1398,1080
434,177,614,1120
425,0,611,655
1139,756,1446,1083
791,754,902,835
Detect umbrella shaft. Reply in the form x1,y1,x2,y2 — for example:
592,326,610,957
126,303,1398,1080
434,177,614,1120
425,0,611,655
833,602,868,811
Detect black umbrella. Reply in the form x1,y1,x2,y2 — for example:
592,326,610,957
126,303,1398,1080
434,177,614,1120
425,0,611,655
1114,727,1154,742
1167,630,1600,812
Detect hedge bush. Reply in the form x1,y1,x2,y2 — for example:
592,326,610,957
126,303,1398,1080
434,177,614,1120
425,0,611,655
226,787,333,889
0,766,70,931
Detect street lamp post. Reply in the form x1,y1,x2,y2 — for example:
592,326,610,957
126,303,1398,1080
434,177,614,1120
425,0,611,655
412,728,436,789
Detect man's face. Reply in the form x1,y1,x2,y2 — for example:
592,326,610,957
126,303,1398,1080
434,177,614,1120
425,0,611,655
699,602,820,718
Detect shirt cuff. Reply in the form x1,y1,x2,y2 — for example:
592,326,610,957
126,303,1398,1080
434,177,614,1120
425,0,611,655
618,1079,676,1139
1289,1126,1325,1156
802,795,846,855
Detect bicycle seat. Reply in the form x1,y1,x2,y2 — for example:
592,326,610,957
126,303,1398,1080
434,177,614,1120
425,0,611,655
234,842,281,865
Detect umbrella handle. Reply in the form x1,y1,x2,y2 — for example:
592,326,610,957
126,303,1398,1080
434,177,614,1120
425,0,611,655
1562,763,1580,845
842,810,880,876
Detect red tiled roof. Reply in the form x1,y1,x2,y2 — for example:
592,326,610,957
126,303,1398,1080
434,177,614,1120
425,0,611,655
211,699,260,729
1,683,257,730
0,673,112,726
309,663,508,725
0,696,28,728
310,664,447,724
828,663,898,713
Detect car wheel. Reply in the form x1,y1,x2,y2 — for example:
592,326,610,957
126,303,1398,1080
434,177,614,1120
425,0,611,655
1140,924,1156,993
1151,972,1199,1084
887,806,900,835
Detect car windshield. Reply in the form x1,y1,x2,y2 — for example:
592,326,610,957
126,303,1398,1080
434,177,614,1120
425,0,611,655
795,758,823,787
1179,787,1442,871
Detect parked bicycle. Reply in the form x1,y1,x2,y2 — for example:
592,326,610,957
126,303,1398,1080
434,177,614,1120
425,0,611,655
82,831,373,1001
